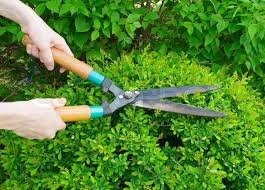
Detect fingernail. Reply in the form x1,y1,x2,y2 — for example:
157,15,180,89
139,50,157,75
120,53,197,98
48,66,54,71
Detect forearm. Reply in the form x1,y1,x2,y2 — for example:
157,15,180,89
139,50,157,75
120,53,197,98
0,0,39,30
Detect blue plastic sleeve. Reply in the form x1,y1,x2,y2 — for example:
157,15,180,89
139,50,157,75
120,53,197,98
87,70,105,86
89,106,104,118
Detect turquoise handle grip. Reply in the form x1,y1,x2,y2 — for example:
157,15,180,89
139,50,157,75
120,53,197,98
87,70,105,86
89,106,104,118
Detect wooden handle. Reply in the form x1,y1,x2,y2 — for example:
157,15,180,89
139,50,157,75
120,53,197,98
22,35,93,79
56,106,90,122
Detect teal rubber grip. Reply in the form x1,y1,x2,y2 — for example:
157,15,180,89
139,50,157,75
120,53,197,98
87,70,105,86
89,106,104,118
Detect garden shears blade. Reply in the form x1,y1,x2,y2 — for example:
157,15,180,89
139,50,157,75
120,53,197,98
131,86,225,117
101,84,226,118
23,35,226,122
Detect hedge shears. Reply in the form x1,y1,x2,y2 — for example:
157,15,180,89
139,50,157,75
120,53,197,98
23,35,226,122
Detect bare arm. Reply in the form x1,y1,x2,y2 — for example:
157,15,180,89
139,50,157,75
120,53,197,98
0,1,71,140
0,0,36,29
0,0,73,72
0,99,66,139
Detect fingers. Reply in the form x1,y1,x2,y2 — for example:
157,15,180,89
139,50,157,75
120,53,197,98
31,98,66,109
54,118,66,131
38,47,54,71
59,67,66,73
15,129,57,140
50,98,67,130
26,44,32,55
15,130,43,140
31,46,40,58
25,33,73,73
51,98,67,108
51,102,66,132
53,37,74,57
26,44,39,58
54,38,73,73
27,42,55,71
27,44,66,73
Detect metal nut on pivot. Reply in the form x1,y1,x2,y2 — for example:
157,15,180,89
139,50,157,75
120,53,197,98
118,94,124,99
135,91,140,95
124,91,134,99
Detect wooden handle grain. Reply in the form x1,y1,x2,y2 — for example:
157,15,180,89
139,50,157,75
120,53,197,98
22,35,93,79
55,106,90,122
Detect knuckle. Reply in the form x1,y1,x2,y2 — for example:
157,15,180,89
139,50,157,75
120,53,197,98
60,123,66,130
60,37,66,43
44,130,56,139
38,44,50,51
56,119,66,130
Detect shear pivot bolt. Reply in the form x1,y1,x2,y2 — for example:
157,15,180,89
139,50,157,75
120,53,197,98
124,91,134,99
135,91,140,95
118,94,123,99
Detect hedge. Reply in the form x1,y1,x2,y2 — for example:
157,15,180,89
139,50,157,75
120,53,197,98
0,52,264,189
1,0,265,77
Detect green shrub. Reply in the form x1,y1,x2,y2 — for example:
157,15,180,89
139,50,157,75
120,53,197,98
0,52,264,189
1,0,265,77
162,0,265,76
0,0,161,58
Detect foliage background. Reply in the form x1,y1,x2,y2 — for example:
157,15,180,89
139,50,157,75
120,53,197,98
1,0,265,78
0,0,265,189
1,52,265,189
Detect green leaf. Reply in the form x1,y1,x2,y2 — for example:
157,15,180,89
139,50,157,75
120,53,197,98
53,18,70,34
254,65,264,76
103,20,110,29
125,24,136,38
6,25,19,34
79,6,89,16
145,180,155,186
194,23,202,33
91,30,100,41
0,27,6,36
60,3,72,16
205,31,216,46
159,43,168,55
112,23,120,35
76,0,89,16
127,13,141,23
248,24,258,40
75,15,90,32
35,3,46,15
111,11,120,23
217,20,228,33
182,22,193,35
93,18,101,30
144,12,159,21
133,21,141,28
86,49,101,60
46,0,62,13
103,27,111,38
142,12,158,29
74,33,89,48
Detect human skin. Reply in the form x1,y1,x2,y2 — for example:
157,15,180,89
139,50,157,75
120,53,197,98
0,99,67,139
0,0,73,139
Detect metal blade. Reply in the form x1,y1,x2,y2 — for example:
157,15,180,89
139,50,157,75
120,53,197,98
134,85,218,101
133,100,226,117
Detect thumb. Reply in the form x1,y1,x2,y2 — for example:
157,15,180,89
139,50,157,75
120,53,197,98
51,98,67,108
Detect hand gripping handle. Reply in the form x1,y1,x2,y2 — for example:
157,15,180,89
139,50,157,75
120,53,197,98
22,35,105,86
23,35,105,122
